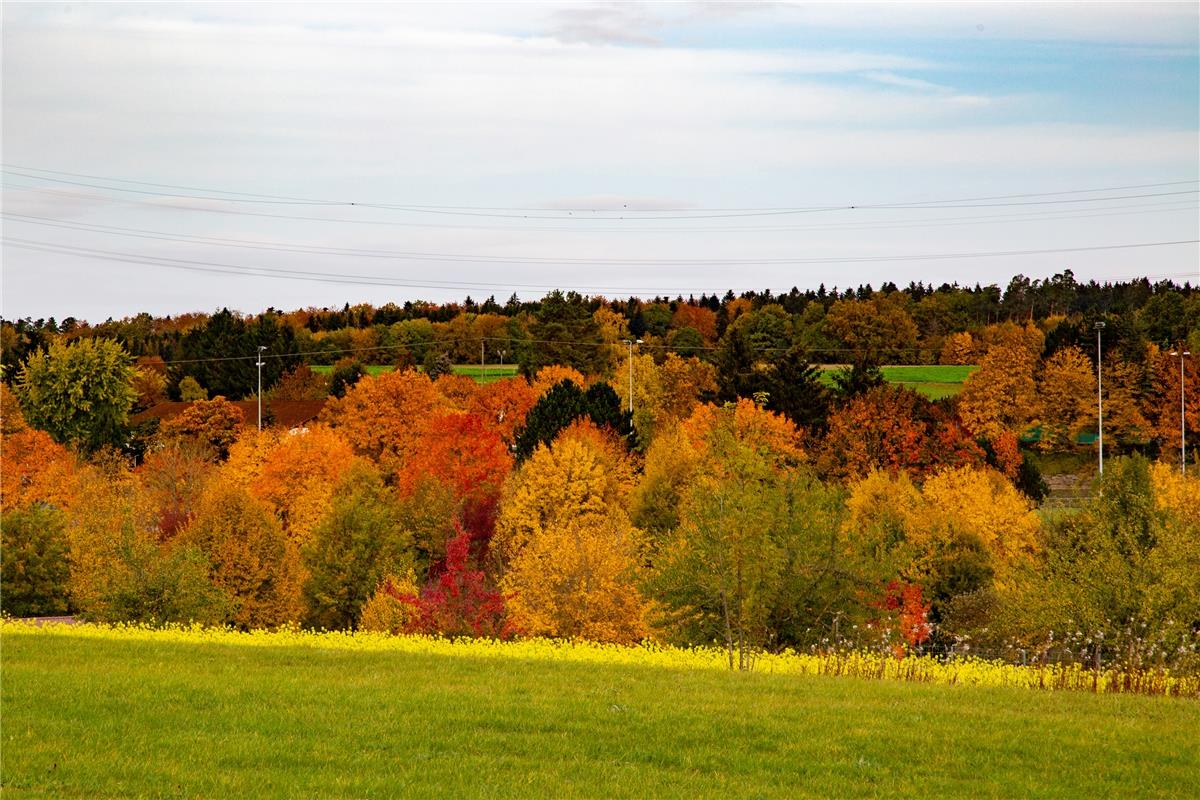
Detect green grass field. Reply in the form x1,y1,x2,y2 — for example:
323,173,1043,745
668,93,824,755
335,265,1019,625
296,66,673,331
817,364,976,399
3,630,1196,799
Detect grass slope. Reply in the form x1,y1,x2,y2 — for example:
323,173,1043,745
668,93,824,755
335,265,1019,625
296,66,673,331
3,631,1196,799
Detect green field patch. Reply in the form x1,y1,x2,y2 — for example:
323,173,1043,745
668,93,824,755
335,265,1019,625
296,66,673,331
2,629,1196,799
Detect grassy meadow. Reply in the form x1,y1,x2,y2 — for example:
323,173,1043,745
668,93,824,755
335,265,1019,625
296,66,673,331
3,624,1197,799
310,362,976,395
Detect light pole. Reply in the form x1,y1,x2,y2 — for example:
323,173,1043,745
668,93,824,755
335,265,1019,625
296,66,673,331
256,345,266,431
1095,322,1105,475
1169,344,1191,475
621,338,643,418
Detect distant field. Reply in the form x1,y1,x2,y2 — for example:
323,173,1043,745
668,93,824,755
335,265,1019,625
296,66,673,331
819,364,978,400
3,625,1196,799
310,364,520,383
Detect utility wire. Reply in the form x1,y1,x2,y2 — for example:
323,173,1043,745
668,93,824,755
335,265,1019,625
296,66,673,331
5,235,1197,276
3,166,1196,218
4,198,1197,245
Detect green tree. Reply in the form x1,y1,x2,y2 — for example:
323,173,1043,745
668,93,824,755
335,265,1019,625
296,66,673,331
514,380,629,460
17,337,136,452
302,465,413,630
0,505,71,617
520,291,606,376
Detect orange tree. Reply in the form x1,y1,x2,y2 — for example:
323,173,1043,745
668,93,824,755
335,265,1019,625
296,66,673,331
818,385,984,481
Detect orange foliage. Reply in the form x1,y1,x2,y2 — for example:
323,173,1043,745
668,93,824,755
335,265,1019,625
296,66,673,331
467,377,540,446
252,425,359,542
0,428,78,512
318,369,451,472
820,385,984,481
671,304,718,342
435,374,480,409
395,412,513,502
158,396,246,459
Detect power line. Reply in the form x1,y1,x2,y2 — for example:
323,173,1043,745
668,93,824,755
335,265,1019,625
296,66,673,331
9,181,1197,237
4,198,1197,246
3,166,1196,219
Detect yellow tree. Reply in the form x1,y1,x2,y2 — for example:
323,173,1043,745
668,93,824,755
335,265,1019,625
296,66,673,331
1036,346,1094,451
1103,356,1152,447
916,466,1042,589
530,364,587,397
494,435,650,643
939,331,977,366
252,425,360,544
180,479,305,628
957,344,1039,441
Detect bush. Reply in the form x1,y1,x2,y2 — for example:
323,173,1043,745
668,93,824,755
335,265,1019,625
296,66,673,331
0,506,71,617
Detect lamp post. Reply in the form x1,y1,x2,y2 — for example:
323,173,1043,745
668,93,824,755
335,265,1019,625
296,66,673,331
256,345,266,431
1169,345,1191,475
621,338,643,418
1095,322,1105,475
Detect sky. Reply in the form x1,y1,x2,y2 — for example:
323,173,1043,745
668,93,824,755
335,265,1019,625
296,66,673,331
2,1,1198,322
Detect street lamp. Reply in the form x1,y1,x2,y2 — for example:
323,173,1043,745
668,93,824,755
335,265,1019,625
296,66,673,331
1095,322,1105,475
621,338,643,418
256,345,267,431
1169,345,1191,475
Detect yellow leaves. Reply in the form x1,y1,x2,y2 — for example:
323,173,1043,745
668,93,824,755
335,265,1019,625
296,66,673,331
530,364,587,397
920,467,1042,576
180,479,304,628
502,513,651,644
845,466,1042,589
680,399,805,470
1036,346,1094,451
0,427,78,513
958,344,1039,441
1148,462,1200,517
495,432,651,643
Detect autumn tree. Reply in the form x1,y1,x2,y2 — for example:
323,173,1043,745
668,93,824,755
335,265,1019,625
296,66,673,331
1036,346,1093,451
16,337,136,452
939,331,977,366
1145,348,1199,462
957,344,1039,441
180,480,304,628
819,385,984,481
467,377,540,446
1,427,78,513
1,505,71,617
824,295,918,363
250,425,359,544
136,439,216,540
318,368,450,474
302,464,413,631
65,464,228,624
157,396,245,459
494,435,650,643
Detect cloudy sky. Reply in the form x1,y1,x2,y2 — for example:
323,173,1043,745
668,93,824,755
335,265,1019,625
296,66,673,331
2,1,1197,321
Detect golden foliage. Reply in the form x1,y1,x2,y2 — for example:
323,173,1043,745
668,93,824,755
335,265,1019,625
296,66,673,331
251,425,360,543
680,399,805,470
179,479,305,628
358,574,420,634
495,434,650,643
530,364,587,397
939,331,977,366
1036,346,1094,451
958,344,1039,441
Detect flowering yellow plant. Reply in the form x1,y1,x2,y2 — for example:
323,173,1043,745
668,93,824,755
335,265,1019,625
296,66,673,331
3,619,1196,698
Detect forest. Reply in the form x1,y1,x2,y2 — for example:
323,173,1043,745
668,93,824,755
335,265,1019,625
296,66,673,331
1,269,1198,677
